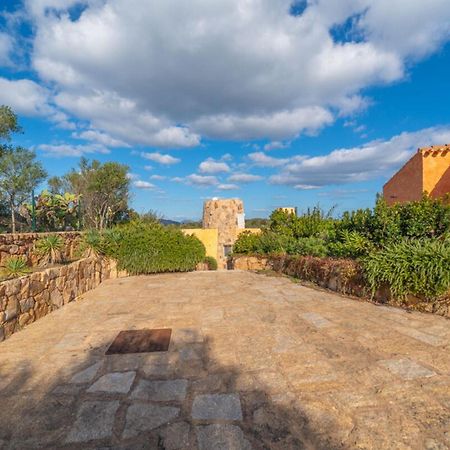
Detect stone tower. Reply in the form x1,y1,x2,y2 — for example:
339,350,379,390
202,198,245,269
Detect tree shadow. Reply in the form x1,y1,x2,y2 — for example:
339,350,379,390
0,328,350,449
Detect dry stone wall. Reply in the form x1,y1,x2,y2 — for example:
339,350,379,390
0,232,82,266
0,257,124,341
232,255,450,318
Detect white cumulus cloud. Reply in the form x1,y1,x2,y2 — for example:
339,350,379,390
141,152,180,165
198,159,230,174
270,125,450,187
12,0,448,148
133,180,156,190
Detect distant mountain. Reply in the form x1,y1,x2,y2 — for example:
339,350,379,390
159,218,181,226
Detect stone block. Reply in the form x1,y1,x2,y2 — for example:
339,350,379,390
122,404,180,438
192,393,243,421
158,422,191,450
50,289,64,309
20,297,34,313
65,400,120,443
131,379,188,402
87,371,136,394
379,359,436,380
195,424,252,450
70,362,102,384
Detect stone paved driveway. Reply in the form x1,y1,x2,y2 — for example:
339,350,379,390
0,271,449,449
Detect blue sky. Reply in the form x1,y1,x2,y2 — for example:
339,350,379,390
1,1,450,221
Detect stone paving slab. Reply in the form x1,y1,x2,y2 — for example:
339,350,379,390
122,404,180,438
66,400,120,443
131,379,188,402
0,271,449,449
87,371,136,394
196,424,252,450
192,393,243,421
379,358,437,380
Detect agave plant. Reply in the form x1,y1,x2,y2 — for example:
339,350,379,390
35,234,64,266
0,256,31,280
77,229,104,258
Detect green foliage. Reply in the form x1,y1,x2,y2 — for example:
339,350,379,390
267,207,335,239
363,239,450,300
0,256,30,280
101,221,206,274
0,105,22,143
232,231,261,254
0,146,47,233
22,190,80,231
35,234,64,265
328,230,375,258
290,237,328,257
204,256,218,270
335,195,450,245
53,158,130,230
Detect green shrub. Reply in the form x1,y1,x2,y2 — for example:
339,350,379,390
1,256,31,279
35,234,64,265
363,239,450,300
288,237,328,257
204,256,218,270
233,231,261,254
328,230,374,258
103,221,206,274
267,206,334,239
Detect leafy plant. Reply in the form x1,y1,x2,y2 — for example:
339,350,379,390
22,190,80,231
35,234,64,265
204,256,218,270
233,231,261,254
289,237,328,257
363,239,450,300
0,256,31,279
328,230,374,258
102,221,206,274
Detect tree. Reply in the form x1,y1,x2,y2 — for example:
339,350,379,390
0,106,23,222
22,190,80,231
53,158,130,230
0,105,22,144
0,147,47,233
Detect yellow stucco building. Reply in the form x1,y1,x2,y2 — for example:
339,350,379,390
182,198,260,269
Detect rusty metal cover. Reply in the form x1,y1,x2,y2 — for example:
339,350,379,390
106,329,172,354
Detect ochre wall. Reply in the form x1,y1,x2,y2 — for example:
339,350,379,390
384,147,450,205
424,151,450,198
383,152,423,205
182,228,218,260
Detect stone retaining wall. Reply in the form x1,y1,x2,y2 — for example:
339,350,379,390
0,257,124,341
232,254,450,318
232,255,270,271
0,232,83,266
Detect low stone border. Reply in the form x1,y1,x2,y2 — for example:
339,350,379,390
0,231,83,266
231,254,450,318
0,257,125,341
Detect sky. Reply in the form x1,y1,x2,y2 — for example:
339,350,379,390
0,0,450,221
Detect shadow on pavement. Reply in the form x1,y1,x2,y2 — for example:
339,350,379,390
0,328,349,449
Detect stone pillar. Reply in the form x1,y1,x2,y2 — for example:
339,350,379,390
202,199,245,269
